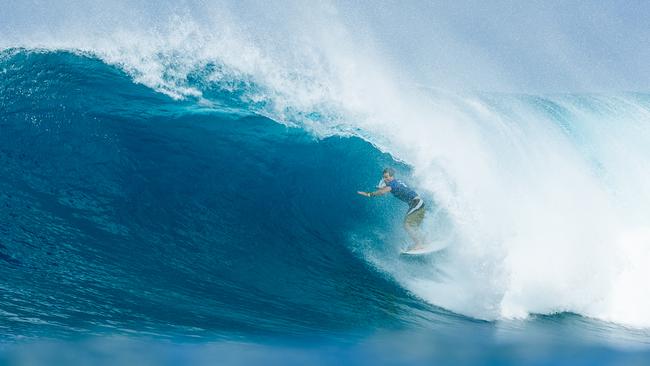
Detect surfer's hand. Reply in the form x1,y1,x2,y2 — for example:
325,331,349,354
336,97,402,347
357,191,370,197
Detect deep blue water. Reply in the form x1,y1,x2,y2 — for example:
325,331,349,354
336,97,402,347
2,50,650,365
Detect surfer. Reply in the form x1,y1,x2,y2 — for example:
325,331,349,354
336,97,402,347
357,168,426,251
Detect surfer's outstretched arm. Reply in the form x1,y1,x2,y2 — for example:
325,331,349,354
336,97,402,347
357,186,391,197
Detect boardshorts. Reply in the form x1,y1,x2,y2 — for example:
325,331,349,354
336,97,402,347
404,197,425,227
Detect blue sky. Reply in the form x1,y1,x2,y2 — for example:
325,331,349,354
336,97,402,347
1,0,649,92
332,0,650,92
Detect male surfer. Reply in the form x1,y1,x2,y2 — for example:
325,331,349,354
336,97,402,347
357,168,426,250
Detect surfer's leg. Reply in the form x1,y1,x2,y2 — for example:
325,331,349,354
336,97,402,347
404,206,426,249
404,223,424,249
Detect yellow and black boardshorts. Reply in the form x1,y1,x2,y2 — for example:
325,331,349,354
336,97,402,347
404,197,425,227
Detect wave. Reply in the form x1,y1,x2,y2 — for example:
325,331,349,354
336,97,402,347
2,50,461,338
2,4,650,334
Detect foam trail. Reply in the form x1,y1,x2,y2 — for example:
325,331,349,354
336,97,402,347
3,1,650,327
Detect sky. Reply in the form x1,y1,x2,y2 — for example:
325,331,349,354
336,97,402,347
331,0,650,92
1,0,649,92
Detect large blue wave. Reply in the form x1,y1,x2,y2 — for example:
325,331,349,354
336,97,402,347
1,50,462,339
4,46,650,365
3,1,650,363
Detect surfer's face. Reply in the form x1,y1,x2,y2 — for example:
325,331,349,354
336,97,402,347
383,173,394,183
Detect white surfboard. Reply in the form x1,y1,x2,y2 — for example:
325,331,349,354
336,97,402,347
400,245,439,256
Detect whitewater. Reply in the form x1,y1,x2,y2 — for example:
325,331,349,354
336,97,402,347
2,1,650,364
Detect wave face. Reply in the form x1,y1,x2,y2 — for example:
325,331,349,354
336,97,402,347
2,48,650,338
1,50,451,339
2,2,650,362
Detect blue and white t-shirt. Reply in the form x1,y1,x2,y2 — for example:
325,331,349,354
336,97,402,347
386,179,418,203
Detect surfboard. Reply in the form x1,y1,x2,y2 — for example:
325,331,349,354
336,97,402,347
400,245,439,256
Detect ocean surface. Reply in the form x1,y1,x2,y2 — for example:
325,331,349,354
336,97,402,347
2,2,650,364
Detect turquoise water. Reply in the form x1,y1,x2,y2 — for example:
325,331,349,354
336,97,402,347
0,29,650,365
2,49,650,364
